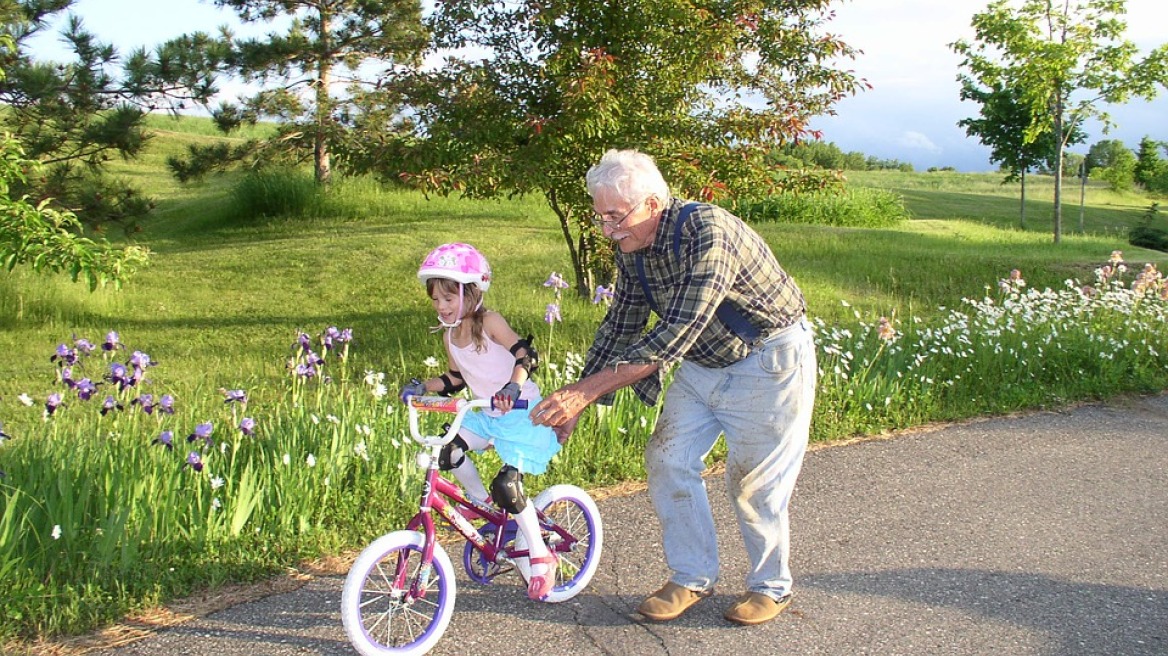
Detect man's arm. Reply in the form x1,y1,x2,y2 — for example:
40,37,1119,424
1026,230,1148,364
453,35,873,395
530,361,659,436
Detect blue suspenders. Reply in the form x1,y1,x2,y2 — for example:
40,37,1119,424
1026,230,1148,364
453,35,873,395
634,203,762,342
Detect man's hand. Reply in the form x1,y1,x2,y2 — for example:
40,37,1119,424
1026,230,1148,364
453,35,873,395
552,415,580,444
531,385,593,427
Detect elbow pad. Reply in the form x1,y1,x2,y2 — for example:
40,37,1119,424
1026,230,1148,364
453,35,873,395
438,370,466,395
509,335,539,375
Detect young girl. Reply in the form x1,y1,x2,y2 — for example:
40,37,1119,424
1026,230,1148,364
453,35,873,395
399,242,562,600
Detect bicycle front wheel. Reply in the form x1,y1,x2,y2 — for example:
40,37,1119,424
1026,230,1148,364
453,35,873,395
341,530,457,656
532,484,604,603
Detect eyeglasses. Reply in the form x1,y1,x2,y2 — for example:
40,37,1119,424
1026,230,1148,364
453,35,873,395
591,196,648,230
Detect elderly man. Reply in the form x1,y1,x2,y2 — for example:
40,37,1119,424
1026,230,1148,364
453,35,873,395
532,148,817,625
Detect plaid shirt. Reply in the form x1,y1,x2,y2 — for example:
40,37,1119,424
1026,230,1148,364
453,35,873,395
581,198,806,406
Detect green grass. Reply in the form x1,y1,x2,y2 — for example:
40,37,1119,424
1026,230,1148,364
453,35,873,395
847,168,1153,236
2,131,1168,644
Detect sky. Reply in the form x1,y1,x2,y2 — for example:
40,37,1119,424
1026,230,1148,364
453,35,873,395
812,0,1168,172
24,0,1168,172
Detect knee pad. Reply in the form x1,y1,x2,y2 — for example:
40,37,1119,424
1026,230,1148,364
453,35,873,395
490,465,527,513
438,434,469,471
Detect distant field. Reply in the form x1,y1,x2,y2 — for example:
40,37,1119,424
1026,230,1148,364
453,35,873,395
846,168,1153,237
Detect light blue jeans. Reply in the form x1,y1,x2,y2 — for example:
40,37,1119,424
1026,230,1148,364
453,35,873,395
646,319,816,600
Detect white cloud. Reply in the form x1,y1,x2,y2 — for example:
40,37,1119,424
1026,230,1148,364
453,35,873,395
898,131,942,154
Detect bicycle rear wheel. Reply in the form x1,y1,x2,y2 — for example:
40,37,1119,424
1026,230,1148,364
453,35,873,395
341,530,456,656
522,484,604,603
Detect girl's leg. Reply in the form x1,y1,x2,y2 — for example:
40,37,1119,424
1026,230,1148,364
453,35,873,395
449,430,491,503
515,504,550,561
514,496,555,600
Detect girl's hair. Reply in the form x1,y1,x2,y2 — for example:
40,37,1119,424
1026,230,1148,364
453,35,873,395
427,277,487,350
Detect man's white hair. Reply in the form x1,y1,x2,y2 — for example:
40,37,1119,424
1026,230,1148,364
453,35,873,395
585,149,671,204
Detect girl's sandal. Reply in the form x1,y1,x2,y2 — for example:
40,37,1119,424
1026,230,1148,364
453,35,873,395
526,553,559,601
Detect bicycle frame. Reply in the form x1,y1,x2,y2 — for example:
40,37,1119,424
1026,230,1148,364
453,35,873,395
395,396,579,603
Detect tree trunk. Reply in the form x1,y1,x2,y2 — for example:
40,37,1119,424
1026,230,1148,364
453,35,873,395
1020,167,1026,230
1078,160,1087,233
314,9,332,186
548,189,592,298
1052,94,1064,243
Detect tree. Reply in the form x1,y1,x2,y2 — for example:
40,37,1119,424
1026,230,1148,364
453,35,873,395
0,30,148,290
0,0,225,231
1094,144,1136,191
952,0,1168,243
1085,137,1135,174
170,0,427,186
354,0,866,294
1085,137,1138,191
1133,135,1166,189
957,80,1082,229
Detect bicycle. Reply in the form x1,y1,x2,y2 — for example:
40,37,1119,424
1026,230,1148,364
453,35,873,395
341,395,604,656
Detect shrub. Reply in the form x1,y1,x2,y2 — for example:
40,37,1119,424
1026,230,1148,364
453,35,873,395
733,187,909,228
229,168,321,220
1128,203,1167,253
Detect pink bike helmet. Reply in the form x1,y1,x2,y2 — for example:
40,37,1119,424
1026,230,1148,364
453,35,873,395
417,243,492,291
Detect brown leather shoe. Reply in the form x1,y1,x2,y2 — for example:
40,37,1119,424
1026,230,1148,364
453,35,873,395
723,592,793,625
636,582,714,621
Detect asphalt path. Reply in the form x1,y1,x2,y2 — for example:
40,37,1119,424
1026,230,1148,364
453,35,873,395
72,393,1167,656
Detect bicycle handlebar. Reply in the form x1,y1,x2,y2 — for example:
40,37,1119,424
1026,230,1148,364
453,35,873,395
405,395,528,447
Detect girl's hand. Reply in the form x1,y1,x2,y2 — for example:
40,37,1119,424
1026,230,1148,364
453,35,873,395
399,378,427,404
493,382,521,413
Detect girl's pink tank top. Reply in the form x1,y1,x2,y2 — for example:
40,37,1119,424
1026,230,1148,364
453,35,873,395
445,331,538,402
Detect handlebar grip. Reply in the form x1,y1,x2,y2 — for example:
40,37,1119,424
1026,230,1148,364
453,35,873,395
491,399,528,410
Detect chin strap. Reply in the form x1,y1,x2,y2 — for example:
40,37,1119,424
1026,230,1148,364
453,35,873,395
431,282,484,331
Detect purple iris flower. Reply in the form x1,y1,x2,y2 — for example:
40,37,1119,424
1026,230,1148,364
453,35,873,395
223,389,247,405
295,363,316,378
100,395,123,416
321,327,340,351
74,337,95,355
152,430,174,450
132,394,155,414
75,378,99,401
239,417,256,436
102,331,121,351
107,362,132,390
339,328,353,343
51,344,77,366
305,350,325,366
543,272,570,290
187,422,214,448
545,303,562,324
129,351,152,369
592,285,614,304
185,451,204,472
45,393,63,416
159,394,176,414
60,366,76,388
295,332,312,352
